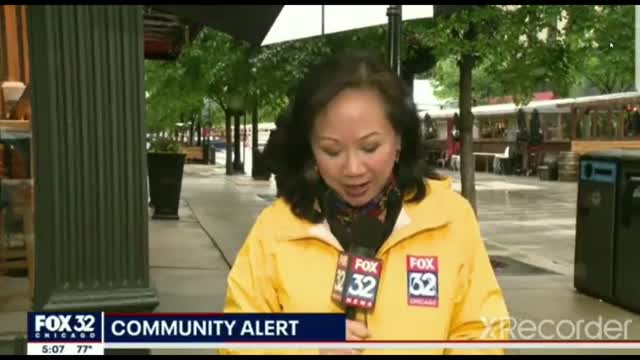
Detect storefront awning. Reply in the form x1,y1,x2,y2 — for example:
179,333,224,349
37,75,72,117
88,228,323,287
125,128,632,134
154,5,282,46
144,5,283,60
143,5,475,60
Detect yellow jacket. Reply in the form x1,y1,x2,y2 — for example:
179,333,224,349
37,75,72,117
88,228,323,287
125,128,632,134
221,178,510,355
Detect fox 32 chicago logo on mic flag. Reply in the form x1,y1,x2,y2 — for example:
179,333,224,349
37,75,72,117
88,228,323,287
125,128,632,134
27,312,104,355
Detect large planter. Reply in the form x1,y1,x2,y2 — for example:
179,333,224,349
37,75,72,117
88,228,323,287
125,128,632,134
147,152,186,220
251,150,272,181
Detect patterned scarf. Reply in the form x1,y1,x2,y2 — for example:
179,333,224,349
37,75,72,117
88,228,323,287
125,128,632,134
332,178,400,229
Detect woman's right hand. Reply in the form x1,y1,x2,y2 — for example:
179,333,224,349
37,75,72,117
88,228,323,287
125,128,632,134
319,320,370,355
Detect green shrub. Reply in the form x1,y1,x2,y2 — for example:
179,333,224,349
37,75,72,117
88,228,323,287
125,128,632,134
148,137,183,153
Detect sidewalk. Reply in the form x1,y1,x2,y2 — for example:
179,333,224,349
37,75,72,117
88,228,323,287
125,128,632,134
147,199,228,355
169,165,640,355
3,163,639,355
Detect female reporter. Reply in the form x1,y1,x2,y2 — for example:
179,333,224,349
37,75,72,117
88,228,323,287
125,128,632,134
221,51,510,355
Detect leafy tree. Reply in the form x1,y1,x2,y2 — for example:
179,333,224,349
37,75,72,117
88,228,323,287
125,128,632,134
250,35,333,119
565,5,635,94
428,6,636,101
144,58,206,137
430,57,510,104
418,5,574,212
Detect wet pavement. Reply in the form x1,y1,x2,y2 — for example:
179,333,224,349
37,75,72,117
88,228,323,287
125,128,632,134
444,169,580,277
3,162,640,355
177,164,640,354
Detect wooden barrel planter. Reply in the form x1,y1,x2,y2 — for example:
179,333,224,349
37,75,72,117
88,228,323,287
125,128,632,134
538,152,559,181
558,151,579,181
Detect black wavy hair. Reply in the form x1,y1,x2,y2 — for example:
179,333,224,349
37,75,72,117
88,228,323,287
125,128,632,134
267,50,440,223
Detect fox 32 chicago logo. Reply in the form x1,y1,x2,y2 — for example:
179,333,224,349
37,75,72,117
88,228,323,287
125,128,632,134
28,312,102,341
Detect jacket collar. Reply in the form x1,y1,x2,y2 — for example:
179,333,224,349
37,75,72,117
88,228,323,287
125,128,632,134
274,178,453,255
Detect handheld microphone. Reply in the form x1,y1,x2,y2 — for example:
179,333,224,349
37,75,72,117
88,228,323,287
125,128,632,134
326,188,402,320
333,216,386,319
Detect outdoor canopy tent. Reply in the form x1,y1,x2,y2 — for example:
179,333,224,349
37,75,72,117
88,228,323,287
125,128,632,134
146,5,474,48
143,5,478,74
261,5,434,45
556,91,640,110
421,98,575,120
259,5,477,73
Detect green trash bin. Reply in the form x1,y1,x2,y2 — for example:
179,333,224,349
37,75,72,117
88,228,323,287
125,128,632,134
574,153,618,303
611,151,640,314
574,149,640,313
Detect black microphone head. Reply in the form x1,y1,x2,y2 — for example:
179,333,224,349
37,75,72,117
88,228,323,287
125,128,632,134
337,218,385,316
350,214,386,255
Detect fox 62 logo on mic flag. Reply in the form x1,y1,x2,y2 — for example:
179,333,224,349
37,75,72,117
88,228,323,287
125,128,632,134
343,255,382,310
407,255,439,307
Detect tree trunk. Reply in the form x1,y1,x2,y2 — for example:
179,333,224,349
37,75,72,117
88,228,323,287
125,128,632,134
225,109,233,175
402,69,414,96
233,112,242,172
175,113,183,142
189,116,195,146
458,28,477,214
251,96,259,178
196,115,202,146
